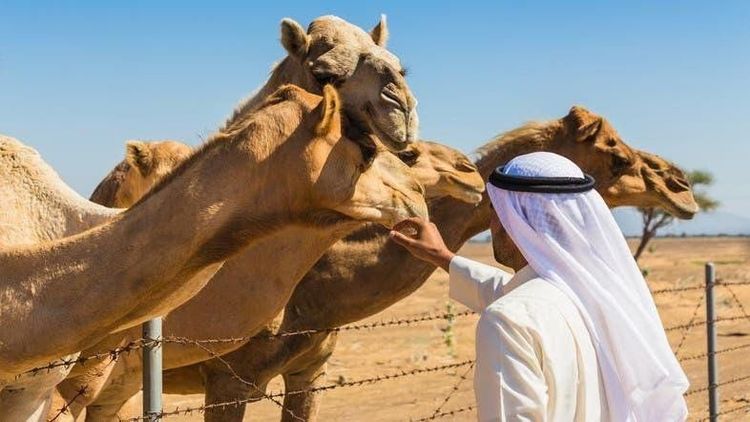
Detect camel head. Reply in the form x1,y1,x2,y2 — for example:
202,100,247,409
399,141,484,204
260,84,427,228
90,140,192,207
558,106,699,219
477,106,699,270
280,15,418,151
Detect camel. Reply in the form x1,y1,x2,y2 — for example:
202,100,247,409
226,14,418,151
0,137,190,421
0,84,428,420
157,105,700,422
89,140,192,208
0,136,119,247
56,140,485,420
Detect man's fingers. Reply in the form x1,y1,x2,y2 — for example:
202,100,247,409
389,230,418,247
392,217,429,232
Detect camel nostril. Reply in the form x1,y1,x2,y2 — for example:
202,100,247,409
666,178,690,193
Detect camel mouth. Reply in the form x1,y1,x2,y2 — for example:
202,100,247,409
339,200,428,229
669,200,700,220
447,175,486,204
363,105,410,151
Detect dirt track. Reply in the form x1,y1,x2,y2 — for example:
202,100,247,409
119,237,750,421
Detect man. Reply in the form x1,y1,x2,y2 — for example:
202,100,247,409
390,152,689,421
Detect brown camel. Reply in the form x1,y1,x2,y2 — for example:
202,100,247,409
0,84,428,420
89,140,192,208
159,106,699,422
228,14,418,151
0,137,190,421
57,141,484,421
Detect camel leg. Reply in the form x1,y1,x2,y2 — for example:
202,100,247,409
83,352,143,422
201,363,267,422
199,325,307,422
0,387,54,422
280,358,330,422
1,366,72,422
56,357,119,420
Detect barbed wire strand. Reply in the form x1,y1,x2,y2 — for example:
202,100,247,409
673,290,706,357
162,336,305,422
700,402,750,421
412,405,476,421
679,342,750,363
685,373,750,396
651,285,703,295
171,310,478,346
122,360,475,420
24,339,151,376
25,310,476,375
47,385,87,422
722,283,750,320
427,361,475,419
665,315,748,333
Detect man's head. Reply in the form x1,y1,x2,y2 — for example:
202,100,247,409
486,152,595,263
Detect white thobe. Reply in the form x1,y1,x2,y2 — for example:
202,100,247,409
449,256,608,422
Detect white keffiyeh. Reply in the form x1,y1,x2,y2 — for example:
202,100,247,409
487,152,689,421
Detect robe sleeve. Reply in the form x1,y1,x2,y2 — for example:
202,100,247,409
448,255,513,313
475,309,548,422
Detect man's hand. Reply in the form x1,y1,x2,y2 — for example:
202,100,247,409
389,218,455,271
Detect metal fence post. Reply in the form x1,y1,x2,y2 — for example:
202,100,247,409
705,263,718,422
143,317,163,421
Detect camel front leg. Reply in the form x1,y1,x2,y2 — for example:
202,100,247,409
200,358,269,422
84,352,143,422
1,364,73,422
280,358,329,422
55,357,120,420
278,332,338,422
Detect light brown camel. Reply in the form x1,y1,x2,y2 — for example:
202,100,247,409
0,137,190,421
158,106,700,422
228,14,418,151
89,140,192,208
0,84,428,420
0,135,119,247
57,141,485,421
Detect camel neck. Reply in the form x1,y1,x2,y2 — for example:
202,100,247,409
0,138,295,374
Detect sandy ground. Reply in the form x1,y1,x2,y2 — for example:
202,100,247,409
119,237,750,421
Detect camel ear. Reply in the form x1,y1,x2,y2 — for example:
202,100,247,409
370,14,389,47
280,18,309,58
126,141,153,175
315,85,341,136
564,105,602,142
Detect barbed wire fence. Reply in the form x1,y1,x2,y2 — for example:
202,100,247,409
35,264,750,421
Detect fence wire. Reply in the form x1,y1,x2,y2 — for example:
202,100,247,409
121,360,475,421
31,276,750,421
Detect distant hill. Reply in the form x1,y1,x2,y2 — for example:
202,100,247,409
613,208,750,237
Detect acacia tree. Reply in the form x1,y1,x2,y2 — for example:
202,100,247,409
634,170,719,261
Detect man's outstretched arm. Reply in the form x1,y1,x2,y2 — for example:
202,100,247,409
389,217,512,312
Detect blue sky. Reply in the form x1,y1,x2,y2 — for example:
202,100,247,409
1,1,748,218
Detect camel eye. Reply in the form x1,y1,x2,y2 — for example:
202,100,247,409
397,149,420,166
611,153,631,175
399,66,409,77
311,69,342,86
606,139,617,147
